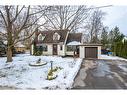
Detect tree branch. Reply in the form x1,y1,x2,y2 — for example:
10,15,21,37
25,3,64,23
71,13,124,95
11,5,25,23
0,10,7,26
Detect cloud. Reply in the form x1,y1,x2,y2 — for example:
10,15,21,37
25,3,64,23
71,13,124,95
102,6,127,35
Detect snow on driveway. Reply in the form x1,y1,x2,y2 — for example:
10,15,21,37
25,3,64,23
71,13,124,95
0,54,82,89
101,55,127,61
100,55,127,73
92,60,111,77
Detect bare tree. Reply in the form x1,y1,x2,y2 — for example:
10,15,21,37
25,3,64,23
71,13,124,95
41,5,90,32
0,5,49,62
84,9,106,43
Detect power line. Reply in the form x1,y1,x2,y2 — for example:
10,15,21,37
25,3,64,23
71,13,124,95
25,5,113,11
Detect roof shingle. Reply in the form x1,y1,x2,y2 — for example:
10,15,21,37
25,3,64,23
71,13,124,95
35,29,69,44
66,33,82,44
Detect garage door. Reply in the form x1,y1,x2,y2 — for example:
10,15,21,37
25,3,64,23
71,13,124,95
85,47,98,58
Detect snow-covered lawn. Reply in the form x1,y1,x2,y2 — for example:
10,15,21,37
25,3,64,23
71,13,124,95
0,54,82,89
100,54,127,61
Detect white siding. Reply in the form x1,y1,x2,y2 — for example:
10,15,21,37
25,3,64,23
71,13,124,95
57,45,65,56
31,44,34,55
48,44,53,55
79,46,85,58
98,46,101,59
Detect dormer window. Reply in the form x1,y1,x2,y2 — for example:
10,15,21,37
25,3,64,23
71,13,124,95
53,32,60,41
38,33,45,41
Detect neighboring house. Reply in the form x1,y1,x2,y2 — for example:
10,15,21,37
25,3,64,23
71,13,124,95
15,42,26,53
0,41,6,56
31,29,102,59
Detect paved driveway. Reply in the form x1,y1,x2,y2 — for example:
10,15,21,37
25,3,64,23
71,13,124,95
73,59,127,89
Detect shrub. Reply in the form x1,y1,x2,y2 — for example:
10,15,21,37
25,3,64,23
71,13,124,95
34,50,42,56
47,67,62,80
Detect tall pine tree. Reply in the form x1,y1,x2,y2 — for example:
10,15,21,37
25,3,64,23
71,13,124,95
101,27,108,48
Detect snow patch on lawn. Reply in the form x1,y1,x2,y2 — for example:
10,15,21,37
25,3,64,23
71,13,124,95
0,54,82,89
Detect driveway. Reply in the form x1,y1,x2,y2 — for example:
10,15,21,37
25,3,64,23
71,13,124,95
73,59,127,89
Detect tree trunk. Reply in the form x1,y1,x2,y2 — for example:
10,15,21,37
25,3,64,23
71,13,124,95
6,47,12,62
5,6,13,62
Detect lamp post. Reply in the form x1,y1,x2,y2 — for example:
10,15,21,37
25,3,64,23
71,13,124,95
50,61,53,71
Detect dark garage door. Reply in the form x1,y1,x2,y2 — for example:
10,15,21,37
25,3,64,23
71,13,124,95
85,47,98,58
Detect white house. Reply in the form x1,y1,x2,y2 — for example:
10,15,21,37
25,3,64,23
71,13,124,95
31,29,102,59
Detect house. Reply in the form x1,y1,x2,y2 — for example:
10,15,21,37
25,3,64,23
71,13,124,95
15,42,26,53
31,29,101,59
0,41,6,56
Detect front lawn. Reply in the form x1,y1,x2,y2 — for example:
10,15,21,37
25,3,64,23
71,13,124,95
0,54,82,89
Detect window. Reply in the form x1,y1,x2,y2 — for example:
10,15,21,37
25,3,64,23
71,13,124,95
39,46,43,51
60,45,63,50
42,45,47,51
53,32,60,41
37,45,47,52
42,36,45,40
38,34,42,41
36,46,42,52
67,46,76,51
38,34,45,41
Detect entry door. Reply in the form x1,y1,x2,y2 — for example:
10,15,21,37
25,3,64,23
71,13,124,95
53,44,57,55
85,47,97,58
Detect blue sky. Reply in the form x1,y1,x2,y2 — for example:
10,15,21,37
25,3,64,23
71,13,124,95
102,6,127,35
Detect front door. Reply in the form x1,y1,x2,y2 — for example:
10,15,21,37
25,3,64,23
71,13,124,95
53,44,57,55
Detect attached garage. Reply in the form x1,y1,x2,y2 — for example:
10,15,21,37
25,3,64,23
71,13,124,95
79,44,102,59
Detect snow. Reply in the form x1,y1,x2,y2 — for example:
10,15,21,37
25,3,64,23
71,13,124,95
3,41,7,45
0,54,82,89
124,37,127,40
100,54,127,61
122,37,127,43
93,60,111,77
17,44,25,48
67,41,81,45
118,65,127,72
15,42,25,47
